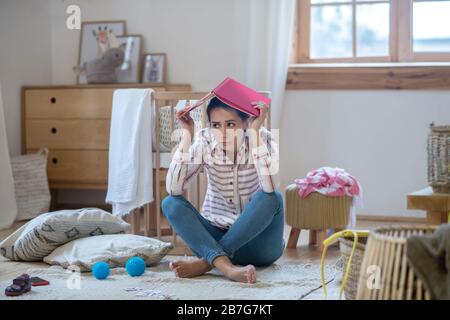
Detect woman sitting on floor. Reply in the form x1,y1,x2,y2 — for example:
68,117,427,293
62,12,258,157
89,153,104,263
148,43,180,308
162,97,284,284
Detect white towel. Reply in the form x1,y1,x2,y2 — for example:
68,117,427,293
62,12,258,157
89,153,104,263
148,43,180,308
106,89,154,216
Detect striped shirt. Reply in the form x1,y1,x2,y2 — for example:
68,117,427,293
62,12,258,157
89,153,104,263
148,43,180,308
166,126,280,229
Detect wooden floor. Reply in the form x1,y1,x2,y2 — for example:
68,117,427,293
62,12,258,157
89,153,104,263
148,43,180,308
0,218,422,300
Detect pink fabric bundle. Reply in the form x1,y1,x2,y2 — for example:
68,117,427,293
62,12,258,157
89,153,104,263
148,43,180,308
294,167,361,199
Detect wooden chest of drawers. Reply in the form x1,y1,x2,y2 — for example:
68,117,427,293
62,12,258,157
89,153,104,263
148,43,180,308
22,84,191,191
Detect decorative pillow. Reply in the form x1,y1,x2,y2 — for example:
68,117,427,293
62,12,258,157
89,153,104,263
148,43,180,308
0,208,130,261
10,147,51,221
152,105,172,152
152,100,205,152
43,234,174,272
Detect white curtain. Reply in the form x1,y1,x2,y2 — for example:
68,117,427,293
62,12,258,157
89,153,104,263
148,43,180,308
0,82,17,229
242,0,295,129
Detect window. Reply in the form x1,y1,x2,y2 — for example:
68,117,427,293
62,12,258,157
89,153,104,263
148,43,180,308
405,0,450,61
293,0,450,63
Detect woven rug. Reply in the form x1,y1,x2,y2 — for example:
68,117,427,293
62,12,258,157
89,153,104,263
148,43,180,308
0,260,337,300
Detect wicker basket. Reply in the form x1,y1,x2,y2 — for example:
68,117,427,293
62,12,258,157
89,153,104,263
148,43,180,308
10,147,50,221
339,237,367,300
427,123,450,193
356,226,436,300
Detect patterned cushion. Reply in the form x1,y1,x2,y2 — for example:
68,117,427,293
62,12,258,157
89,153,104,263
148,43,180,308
153,100,205,152
0,208,130,261
43,234,173,272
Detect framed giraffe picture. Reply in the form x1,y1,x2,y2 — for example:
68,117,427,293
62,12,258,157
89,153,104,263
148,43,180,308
76,20,127,84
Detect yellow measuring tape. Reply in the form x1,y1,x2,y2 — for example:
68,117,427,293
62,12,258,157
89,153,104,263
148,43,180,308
320,229,370,300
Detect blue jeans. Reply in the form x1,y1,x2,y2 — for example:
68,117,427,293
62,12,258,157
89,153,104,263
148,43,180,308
161,189,285,267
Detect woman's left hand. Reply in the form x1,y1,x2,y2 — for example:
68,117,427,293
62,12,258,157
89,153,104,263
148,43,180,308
250,101,269,131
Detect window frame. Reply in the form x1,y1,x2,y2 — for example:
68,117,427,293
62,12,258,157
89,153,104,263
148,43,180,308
398,0,450,62
293,0,450,64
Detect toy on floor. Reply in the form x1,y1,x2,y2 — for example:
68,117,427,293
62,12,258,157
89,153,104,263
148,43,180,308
125,257,146,277
4,273,32,297
93,261,110,280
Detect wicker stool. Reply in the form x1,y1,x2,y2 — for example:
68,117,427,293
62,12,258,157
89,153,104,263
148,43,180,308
285,184,352,250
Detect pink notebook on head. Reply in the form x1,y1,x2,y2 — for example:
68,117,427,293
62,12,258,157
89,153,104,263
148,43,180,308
178,77,271,118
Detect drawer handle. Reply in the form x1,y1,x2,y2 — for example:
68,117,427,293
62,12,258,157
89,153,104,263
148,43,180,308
51,127,57,134
52,158,58,164
50,97,56,104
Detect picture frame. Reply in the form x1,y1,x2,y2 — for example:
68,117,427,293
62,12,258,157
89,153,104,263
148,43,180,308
142,53,167,84
77,20,127,84
116,35,143,83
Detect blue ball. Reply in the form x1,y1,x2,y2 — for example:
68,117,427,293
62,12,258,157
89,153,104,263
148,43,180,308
125,257,146,277
92,261,110,280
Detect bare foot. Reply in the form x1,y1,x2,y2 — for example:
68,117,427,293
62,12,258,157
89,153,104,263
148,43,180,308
223,265,256,284
169,259,212,278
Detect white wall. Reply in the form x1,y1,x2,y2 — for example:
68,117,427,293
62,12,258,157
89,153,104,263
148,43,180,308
1,0,449,217
280,90,450,217
0,0,52,157
49,0,249,88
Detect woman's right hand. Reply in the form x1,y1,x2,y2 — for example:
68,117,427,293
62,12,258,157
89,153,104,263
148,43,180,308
176,110,195,140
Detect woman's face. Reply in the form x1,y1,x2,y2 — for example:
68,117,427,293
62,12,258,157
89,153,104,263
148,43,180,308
209,108,248,151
